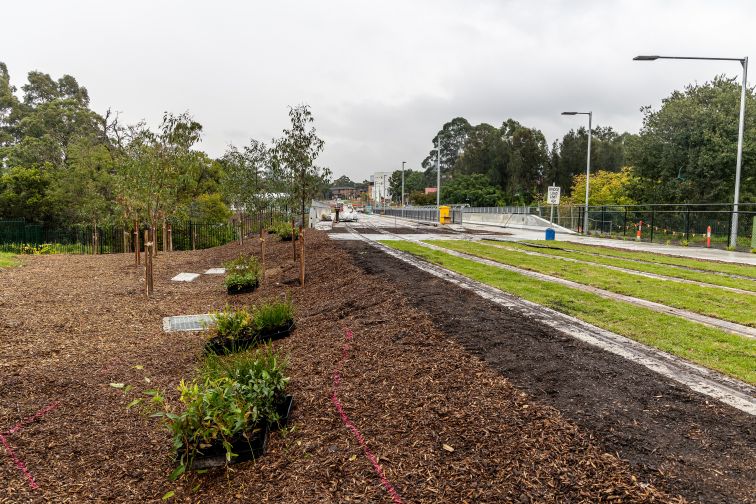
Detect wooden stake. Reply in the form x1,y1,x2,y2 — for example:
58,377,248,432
144,230,153,297
134,220,140,266
151,226,157,257
291,219,297,264
260,228,266,286
162,220,167,253
123,231,129,255
167,223,173,252
299,225,305,287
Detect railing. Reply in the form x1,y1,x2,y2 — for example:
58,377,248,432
552,203,756,250
0,210,287,255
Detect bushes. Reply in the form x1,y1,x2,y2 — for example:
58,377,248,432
166,347,289,476
223,255,262,293
207,299,295,353
267,221,298,241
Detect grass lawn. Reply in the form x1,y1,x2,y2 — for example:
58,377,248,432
524,240,756,279
382,240,756,385
0,252,17,268
484,240,756,293
427,240,756,327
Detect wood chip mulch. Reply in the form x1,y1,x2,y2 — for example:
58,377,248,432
0,232,684,503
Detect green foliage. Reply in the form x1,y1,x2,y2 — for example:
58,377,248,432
440,174,506,206
165,347,289,473
627,76,756,204
0,166,59,222
271,105,331,225
408,190,436,206
212,306,254,341
268,221,298,240
223,255,261,290
220,140,270,215
566,167,638,205
251,298,294,334
192,193,232,224
388,169,426,202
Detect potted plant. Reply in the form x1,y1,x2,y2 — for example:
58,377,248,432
165,348,292,475
251,298,295,341
223,255,262,295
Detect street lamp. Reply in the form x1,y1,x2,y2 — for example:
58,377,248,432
431,141,441,210
562,111,592,234
401,161,406,218
634,54,748,248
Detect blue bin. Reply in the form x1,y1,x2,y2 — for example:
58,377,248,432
545,228,555,241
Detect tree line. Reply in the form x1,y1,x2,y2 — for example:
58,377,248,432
0,63,330,229
353,76,754,207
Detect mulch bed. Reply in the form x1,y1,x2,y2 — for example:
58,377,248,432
0,232,683,502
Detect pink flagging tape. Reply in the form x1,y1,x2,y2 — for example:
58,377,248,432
0,401,60,490
5,401,60,435
0,433,39,490
331,328,403,504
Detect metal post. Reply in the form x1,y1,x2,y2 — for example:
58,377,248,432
436,141,441,210
731,56,748,248
584,112,592,234
401,161,406,219
650,209,655,243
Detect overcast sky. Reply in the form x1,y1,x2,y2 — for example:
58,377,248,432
1,0,754,181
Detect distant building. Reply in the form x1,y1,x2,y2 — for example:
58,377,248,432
424,187,437,195
330,186,361,199
371,172,392,204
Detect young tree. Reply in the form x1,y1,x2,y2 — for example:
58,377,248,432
221,139,270,216
273,105,330,226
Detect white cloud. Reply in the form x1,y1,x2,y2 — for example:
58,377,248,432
1,0,753,181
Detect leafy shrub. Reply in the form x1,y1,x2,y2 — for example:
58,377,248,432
165,348,289,477
268,221,298,240
212,306,254,341
18,243,59,255
223,255,261,290
252,299,295,334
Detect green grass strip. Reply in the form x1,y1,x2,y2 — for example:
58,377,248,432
428,240,756,327
0,252,17,268
483,240,756,293
522,240,756,279
381,240,756,385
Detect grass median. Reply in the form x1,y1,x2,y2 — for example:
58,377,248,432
428,240,756,327
381,240,756,385
522,240,756,279
482,240,756,293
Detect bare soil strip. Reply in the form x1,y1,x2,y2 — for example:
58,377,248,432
335,237,756,503
0,232,682,502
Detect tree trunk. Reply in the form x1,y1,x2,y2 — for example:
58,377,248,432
134,220,140,266
299,225,305,287
162,219,167,253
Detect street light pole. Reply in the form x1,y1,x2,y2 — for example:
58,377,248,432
634,54,748,248
436,141,441,210
401,161,406,218
562,111,592,234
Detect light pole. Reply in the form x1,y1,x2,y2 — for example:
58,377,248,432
401,161,406,218
432,141,441,210
562,111,592,234
634,54,748,248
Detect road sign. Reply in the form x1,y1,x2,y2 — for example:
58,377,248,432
547,186,561,205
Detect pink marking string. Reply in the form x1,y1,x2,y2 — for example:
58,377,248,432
0,433,39,490
0,401,60,490
331,328,403,504
4,401,60,435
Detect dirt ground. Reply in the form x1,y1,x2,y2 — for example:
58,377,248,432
1,231,691,502
337,239,756,503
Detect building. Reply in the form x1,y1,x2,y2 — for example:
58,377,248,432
371,172,392,204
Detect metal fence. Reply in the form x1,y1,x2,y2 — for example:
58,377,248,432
0,210,287,255
535,203,754,250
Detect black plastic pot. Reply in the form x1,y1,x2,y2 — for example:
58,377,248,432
226,282,259,295
257,321,296,342
184,424,270,470
181,395,294,470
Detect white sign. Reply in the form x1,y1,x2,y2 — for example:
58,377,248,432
547,185,561,205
